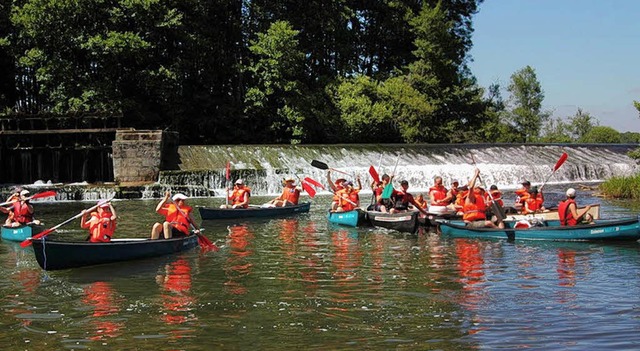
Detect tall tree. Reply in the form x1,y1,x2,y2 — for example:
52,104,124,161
0,0,15,111
506,65,549,142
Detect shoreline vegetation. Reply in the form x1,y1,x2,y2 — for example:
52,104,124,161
601,149,640,199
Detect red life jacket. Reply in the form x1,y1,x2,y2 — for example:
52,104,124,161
486,190,504,207
12,202,33,224
89,211,116,243
230,187,251,208
558,199,577,226
429,185,448,205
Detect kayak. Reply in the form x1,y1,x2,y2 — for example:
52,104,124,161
199,202,311,220
1,224,44,242
367,210,420,234
327,209,367,227
439,217,640,241
30,236,199,270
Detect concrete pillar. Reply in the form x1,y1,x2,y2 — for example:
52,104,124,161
112,130,178,184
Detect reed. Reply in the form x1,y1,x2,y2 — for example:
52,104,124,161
600,173,640,199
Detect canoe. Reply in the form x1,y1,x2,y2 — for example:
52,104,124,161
1,224,44,242
30,236,199,270
367,210,420,233
439,217,640,241
504,204,601,221
199,202,311,220
327,209,367,227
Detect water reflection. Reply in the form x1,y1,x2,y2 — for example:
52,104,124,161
82,281,124,340
156,257,197,326
224,224,254,296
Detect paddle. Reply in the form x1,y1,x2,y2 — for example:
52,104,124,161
470,154,506,224
303,177,325,190
0,190,57,207
368,165,380,184
225,161,231,207
540,152,568,189
310,160,352,176
168,197,218,251
20,197,111,248
381,156,400,199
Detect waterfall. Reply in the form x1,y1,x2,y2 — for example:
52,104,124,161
160,143,639,197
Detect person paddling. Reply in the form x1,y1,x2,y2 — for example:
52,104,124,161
463,169,503,229
389,180,428,216
151,192,201,239
558,188,593,226
81,200,117,243
221,179,251,209
266,177,301,207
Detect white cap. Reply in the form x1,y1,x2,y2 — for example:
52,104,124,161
97,200,110,208
20,190,29,196
172,193,188,201
235,179,243,185
284,177,295,182
566,188,576,197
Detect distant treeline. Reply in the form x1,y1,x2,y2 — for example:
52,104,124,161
1,0,639,145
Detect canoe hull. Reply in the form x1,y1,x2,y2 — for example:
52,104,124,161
199,202,311,220
30,236,199,270
439,218,640,241
367,211,419,233
1,224,44,242
328,209,366,227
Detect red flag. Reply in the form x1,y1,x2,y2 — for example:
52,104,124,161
303,177,325,190
225,161,230,181
301,181,316,198
368,165,380,183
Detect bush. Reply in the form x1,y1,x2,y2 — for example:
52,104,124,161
600,173,640,199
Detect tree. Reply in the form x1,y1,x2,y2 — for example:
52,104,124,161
540,117,572,143
506,66,550,142
568,108,598,140
244,21,306,143
580,126,621,143
634,100,640,117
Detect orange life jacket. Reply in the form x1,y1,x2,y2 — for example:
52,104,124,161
486,190,504,207
159,204,192,235
339,189,359,211
429,185,448,205
12,201,33,224
414,197,428,210
463,194,487,222
515,188,530,204
88,211,116,243
280,186,300,205
230,187,251,208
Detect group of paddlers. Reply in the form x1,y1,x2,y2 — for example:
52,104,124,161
326,166,594,228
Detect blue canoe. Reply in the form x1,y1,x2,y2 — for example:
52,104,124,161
328,209,367,227
199,202,311,220
439,217,640,241
1,224,44,242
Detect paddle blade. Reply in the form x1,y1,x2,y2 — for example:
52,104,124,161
368,166,380,184
310,160,329,170
31,190,57,200
303,177,325,190
554,152,568,171
20,228,54,248
225,161,231,181
381,183,394,199
301,181,316,198
197,233,219,251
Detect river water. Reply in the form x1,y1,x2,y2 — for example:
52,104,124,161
1,185,640,350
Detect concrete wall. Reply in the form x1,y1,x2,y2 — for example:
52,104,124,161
112,130,178,184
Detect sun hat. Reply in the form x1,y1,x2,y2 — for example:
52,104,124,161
172,193,188,201
20,190,30,196
566,188,576,197
284,177,295,182
235,179,243,185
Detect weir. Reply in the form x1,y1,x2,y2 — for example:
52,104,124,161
161,143,639,196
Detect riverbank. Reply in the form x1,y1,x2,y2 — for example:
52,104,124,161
600,173,640,199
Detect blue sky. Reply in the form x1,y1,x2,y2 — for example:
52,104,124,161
468,0,640,132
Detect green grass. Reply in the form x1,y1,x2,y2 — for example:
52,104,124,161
600,172,640,199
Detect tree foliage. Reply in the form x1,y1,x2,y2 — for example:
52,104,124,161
580,126,621,143
506,65,550,142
